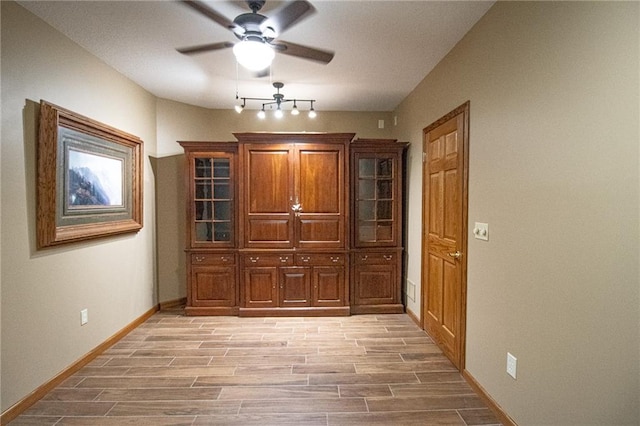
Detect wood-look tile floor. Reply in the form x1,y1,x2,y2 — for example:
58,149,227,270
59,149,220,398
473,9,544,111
11,308,501,425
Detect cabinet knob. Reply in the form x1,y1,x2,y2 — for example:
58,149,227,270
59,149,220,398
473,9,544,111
221,256,229,262
301,256,310,263
331,256,339,263
383,255,393,261
280,256,289,263
360,255,368,261
195,256,205,262
250,257,259,263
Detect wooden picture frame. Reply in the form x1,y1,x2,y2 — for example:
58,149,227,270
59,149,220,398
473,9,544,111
37,101,143,248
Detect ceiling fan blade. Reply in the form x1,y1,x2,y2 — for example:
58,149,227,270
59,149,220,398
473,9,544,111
260,0,315,36
272,40,334,64
181,0,237,30
177,41,234,55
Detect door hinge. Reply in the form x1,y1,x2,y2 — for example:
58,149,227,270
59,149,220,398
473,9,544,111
422,152,427,162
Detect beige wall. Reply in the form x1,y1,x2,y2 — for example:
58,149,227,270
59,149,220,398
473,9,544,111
1,2,158,410
157,98,393,156
394,2,639,424
153,154,186,303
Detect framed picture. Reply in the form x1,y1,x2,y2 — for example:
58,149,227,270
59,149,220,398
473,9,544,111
37,101,143,248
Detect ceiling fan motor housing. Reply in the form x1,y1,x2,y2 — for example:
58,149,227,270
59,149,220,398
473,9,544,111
247,0,266,13
233,12,275,41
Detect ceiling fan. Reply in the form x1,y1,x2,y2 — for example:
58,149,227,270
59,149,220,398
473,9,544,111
177,0,335,71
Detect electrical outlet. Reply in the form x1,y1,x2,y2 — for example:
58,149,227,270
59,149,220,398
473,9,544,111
81,309,88,326
506,352,517,379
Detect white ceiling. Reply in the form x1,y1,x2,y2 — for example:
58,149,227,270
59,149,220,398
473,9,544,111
19,0,494,112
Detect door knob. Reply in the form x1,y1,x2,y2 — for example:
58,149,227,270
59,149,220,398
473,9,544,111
447,251,462,259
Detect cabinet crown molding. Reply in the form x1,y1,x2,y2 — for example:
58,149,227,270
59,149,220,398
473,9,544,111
233,132,356,144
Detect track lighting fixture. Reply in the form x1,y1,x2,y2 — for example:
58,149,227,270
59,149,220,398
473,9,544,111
235,82,317,119
234,99,245,113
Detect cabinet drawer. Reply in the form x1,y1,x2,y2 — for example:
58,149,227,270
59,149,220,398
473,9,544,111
296,254,345,266
244,254,294,266
191,253,235,265
355,252,397,265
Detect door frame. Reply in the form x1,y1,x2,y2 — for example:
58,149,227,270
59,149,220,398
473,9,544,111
420,101,470,370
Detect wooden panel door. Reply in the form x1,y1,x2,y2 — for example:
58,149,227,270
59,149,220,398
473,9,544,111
280,267,311,307
244,144,294,249
422,103,469,370
295,144,345,249
312,266,345,307
353,260,396,306
191,265,236,307
244,267,278,308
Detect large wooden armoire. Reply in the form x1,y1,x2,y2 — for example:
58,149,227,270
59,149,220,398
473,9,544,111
179,133,407,316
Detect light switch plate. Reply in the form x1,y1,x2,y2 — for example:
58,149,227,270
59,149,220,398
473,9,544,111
473,222,489,241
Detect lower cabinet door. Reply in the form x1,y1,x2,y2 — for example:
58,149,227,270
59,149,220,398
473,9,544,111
244,267,278,308
241,254,347,311
191,265,236,307
280,267,311,307
312,266,345,307
353,263,396,305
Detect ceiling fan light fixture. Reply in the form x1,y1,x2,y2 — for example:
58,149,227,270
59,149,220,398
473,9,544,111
257,108,266,119
177,0,335,75
233,39,275,71
308,101,317,118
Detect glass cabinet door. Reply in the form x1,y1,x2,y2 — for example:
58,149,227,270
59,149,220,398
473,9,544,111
193,156,233,245
355,155,397,246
